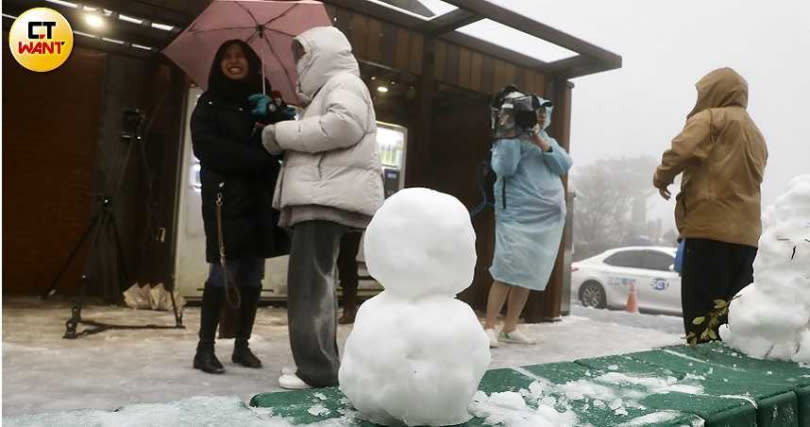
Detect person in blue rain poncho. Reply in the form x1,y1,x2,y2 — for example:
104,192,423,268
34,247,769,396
483,87,573,347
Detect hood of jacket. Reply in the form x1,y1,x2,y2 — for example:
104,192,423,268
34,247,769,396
687,67,748,119
294,26,359,105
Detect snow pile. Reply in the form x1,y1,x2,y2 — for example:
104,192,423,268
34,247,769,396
519,371,703,420
468,391,578,427
339,188,491,426
617,411,695,426
720,175,810,362
469,369,705,427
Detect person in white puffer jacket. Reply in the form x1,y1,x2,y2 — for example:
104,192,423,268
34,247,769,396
261,26,384,390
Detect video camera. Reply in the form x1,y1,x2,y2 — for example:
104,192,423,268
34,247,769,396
491,85,552,137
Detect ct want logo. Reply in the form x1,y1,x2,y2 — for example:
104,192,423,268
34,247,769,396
9,8,74,72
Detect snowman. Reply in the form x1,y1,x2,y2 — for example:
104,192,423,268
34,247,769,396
720,175,810,362
339,188,492,426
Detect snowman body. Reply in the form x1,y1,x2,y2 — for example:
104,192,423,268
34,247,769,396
339,188,491,426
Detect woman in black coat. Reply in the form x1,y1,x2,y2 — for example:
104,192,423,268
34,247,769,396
191,40,291,374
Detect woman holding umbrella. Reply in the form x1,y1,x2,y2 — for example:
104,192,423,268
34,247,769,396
190,40,291,374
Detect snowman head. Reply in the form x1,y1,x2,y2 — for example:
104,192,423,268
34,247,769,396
363,188,477,299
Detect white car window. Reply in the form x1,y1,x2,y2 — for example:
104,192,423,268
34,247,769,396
603,251,644,269
642,251,675,271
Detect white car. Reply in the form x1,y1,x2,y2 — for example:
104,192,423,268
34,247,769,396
571,246,682,315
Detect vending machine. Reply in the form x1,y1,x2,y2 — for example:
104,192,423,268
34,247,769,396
173,88,407,301
376,122,407,198
355,122,408,293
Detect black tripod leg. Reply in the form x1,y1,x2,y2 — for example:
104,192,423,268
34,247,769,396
168,287,184,328
63,278,84,339
64,209,108,338
42,213,102,299
107,211,129,304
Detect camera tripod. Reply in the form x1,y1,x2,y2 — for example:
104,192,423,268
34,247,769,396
42,109,184,338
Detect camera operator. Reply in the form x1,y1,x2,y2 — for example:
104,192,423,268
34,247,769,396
484,86,573,347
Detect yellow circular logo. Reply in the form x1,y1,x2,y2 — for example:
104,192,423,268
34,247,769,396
9,8,74,72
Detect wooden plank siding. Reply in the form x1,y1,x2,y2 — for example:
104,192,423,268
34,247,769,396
325,6,547,96
366,18,383,63
457,47,471,89
408,32,423,74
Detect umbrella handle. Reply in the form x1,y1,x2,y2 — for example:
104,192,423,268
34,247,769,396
259,26,267,96
262,64,266,95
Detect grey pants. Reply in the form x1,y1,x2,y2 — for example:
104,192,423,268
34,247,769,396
287,220,348,387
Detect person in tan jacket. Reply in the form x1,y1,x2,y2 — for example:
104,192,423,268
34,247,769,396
654,67,767,342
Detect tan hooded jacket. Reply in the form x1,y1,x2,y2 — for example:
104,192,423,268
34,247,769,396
654,67,768,247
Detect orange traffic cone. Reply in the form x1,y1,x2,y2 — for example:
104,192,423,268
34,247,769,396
625,282,639,313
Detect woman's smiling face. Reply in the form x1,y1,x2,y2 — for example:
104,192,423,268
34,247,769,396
220,43,249,80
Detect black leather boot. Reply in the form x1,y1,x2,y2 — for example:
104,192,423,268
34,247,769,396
232,286,262,368
194,283,225,374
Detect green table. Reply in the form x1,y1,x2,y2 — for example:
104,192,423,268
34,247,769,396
249,343,810,426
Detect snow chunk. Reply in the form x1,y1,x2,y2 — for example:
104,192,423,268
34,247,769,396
307,405,330,417
618,411,687,426
468,391,578,427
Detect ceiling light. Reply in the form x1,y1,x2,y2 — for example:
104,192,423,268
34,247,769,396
151,22,174,31
377,86,389,93
84,13,105,28
73,30,98,39
46,0,78,8
102,37,125,45
118,14,143,25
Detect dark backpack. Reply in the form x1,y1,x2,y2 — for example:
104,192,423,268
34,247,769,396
470,154,505,218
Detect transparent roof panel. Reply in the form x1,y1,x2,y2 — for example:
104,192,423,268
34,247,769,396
365,0,457,20
457,19,577,63
417,0,458,16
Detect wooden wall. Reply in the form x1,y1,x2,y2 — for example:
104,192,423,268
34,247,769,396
2,38,105,297
3,37,186,299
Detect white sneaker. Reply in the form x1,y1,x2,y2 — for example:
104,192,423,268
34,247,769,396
485,328,501,348
500,329,536,345
281,366,297,376
279,373,312,390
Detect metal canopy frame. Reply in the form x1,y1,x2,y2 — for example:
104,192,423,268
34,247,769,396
324,0,622,79
5,0,621,79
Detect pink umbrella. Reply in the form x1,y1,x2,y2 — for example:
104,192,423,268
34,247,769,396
163,0,331,104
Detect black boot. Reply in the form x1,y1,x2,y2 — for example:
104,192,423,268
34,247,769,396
194,283,225,374
232,286,262,368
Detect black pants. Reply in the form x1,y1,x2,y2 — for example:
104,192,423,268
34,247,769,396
287,220,348,387
681,238,757,341
337,231,362,303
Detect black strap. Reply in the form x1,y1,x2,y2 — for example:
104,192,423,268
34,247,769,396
216,189,242,309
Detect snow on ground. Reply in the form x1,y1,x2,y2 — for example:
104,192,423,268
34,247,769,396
569,304,684,335
2,297,681,420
